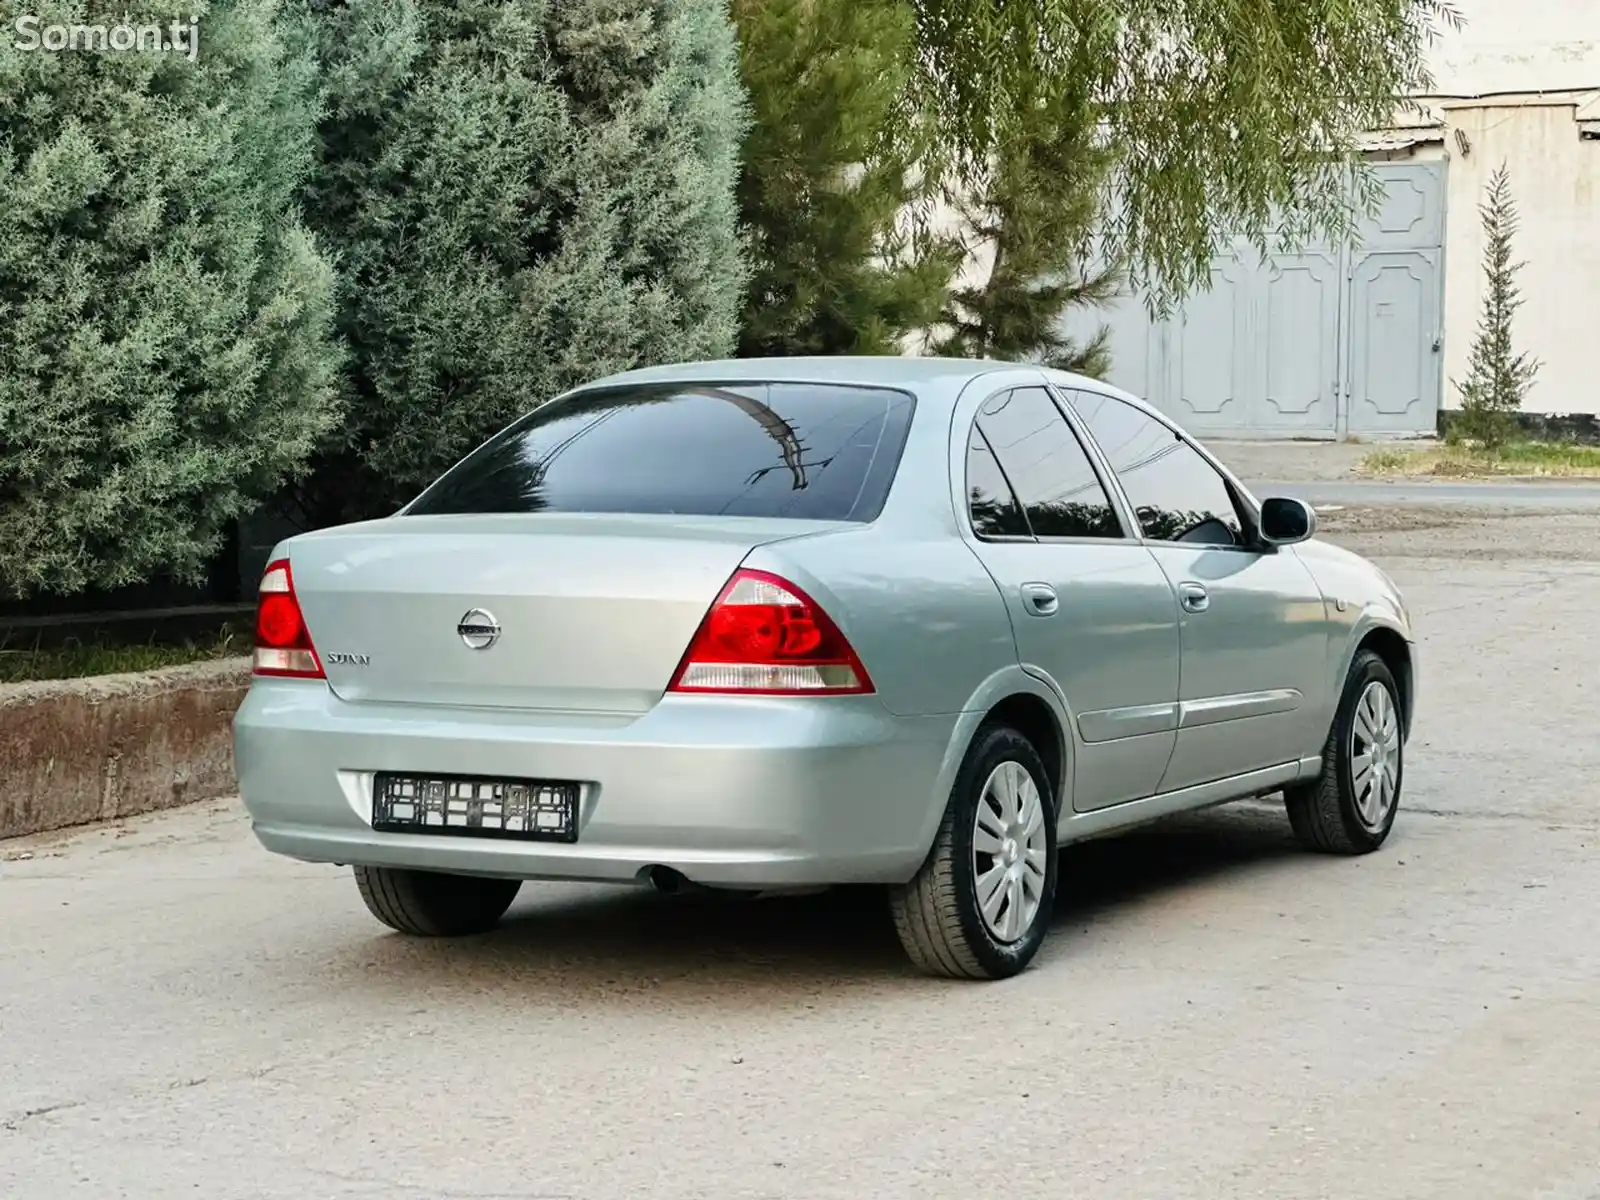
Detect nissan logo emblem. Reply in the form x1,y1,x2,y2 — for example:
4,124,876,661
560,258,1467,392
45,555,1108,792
457,608,501,650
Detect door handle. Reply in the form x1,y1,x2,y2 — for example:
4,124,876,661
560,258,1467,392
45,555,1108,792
1177,582,1209,613
1020,582,1059,616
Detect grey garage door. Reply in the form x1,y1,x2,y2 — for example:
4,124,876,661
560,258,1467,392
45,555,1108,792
1066,163,1446,439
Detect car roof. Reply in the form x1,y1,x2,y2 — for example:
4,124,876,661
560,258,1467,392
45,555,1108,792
577,354,1169,425
586,355,1029,392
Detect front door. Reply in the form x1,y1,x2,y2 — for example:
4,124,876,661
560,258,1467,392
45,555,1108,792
959,385,1182,811
1065,388,1328,791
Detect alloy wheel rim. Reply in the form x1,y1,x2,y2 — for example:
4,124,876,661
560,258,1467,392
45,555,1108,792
971,761,1049,944
1350,680,1401,830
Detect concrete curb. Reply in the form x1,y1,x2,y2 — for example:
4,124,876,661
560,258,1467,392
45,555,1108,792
0,657,251,840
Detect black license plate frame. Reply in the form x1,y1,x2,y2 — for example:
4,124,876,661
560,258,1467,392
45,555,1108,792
372,773,579,843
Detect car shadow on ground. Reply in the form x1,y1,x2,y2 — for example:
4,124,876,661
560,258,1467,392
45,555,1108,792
339,801,1305,1004
1056,800,1300,920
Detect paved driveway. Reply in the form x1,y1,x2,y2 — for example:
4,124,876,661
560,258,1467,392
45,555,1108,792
4,506,1598,1200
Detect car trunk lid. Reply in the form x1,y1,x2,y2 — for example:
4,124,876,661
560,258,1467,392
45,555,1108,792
284,513,844,713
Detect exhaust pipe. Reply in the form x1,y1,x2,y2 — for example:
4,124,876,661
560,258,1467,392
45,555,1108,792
646,865,693,895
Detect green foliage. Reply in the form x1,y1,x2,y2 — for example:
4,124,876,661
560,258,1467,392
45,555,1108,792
294,0,749,526
1453,164,1538,451
908,0,1460,310
0,623,246,683
731,0,957,357
0,0,343,598
932,80,1120,374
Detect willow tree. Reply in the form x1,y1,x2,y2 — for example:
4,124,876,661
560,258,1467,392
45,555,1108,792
910,0,1460,309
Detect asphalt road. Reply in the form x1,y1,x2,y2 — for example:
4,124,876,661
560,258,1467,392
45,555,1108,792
5,507,1599,1200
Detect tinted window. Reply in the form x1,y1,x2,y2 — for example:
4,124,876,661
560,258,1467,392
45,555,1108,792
1068,390,1243,545
965,428,1030,537
408,382,915,521
974,388,1122,539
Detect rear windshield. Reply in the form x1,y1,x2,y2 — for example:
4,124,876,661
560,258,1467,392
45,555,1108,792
406,381,916,522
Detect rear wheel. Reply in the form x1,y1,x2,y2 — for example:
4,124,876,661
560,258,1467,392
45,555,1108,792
353,866,521,936
1284,649,1403,854
889,724,1058,980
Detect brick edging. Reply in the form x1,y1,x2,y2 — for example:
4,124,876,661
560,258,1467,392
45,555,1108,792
0,658,251,840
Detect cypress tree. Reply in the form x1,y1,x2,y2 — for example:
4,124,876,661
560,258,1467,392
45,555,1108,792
731,0,957,357
1453,164,1538,450
0,0,343,597
294,0,749,526
932,82,1119,374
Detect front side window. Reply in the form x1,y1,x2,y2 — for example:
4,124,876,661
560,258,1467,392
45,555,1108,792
1067,390,1244,546
974,387,1123,539
407,382,916,522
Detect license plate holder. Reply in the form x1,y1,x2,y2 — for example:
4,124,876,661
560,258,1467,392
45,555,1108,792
372,773,578,843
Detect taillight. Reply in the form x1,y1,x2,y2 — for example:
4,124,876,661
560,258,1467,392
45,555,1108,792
668,569,873,696
252,558,324,679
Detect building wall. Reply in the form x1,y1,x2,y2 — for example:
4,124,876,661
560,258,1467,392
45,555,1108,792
1434,100,1600,415
1421,0,1600,96
1412,0,1600,416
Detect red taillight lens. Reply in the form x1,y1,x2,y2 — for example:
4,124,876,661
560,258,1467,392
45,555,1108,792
668,569,873,695
256,594,303,646
252,559,324,679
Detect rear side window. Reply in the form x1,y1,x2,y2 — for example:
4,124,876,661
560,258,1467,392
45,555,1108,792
974,388,1124,539
407,382,916,521
965,428,1030,537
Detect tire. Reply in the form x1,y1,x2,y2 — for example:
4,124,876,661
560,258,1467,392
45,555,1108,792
1285,648,1404,855
353,866,521,936
889,724,1059,980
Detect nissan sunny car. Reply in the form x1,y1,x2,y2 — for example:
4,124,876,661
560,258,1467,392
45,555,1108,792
234,357,1416,979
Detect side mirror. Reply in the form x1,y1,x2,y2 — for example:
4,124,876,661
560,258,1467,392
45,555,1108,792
1258,496,1317,546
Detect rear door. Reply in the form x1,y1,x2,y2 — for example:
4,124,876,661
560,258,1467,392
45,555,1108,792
286,379,916,713
1064,388,1328,791
959,384,1182,811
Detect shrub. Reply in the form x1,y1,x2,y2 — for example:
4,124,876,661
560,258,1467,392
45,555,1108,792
0,0,343,596
731,0,956,357
292,0,748,526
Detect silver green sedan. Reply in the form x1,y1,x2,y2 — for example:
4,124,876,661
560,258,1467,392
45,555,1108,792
234,357,1416,980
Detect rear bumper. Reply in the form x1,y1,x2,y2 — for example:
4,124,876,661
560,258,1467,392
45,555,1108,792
233,681,957,888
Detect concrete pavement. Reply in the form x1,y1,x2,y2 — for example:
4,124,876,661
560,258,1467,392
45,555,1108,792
1251,478,1600,510
1204,436,1600,509
4,507,1600,1199
1207,438,1377,483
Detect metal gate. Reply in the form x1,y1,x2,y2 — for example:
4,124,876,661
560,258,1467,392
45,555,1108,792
1067,162,1446,439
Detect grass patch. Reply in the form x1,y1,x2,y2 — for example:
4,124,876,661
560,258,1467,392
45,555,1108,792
0,627,247,684
1358,440,1600,479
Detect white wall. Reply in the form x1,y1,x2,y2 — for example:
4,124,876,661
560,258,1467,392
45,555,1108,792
1372,0,1600,415
1420,0,1600,96
1435,100,1600,415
